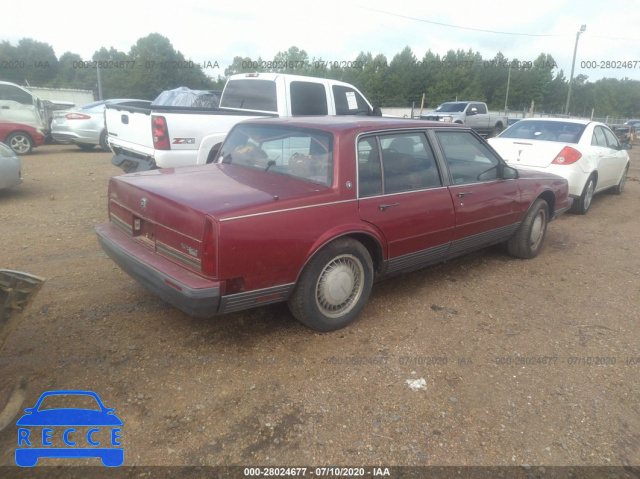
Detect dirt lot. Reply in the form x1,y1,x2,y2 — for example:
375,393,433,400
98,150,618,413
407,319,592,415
1,142,640,471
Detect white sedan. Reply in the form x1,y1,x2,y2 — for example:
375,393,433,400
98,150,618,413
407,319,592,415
0,142,22,190
488,118,631,214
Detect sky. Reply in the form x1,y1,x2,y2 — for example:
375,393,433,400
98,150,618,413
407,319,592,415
3,0,640,83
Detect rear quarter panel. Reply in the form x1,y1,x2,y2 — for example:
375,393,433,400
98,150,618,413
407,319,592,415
516,169,570,218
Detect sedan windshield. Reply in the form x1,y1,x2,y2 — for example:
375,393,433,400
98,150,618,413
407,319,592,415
219,124,334,186
499,120,586,143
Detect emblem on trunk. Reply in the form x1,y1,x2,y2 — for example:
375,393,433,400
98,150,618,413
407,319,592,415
140,197,147,209
181,244,198,257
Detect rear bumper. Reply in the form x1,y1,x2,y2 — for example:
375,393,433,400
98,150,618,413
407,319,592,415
95,223,221,318
111,153,155,173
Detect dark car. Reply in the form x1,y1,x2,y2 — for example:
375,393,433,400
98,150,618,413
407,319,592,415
96,117,571,331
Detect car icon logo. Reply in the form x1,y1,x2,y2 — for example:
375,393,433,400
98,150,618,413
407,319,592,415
15,390,123,467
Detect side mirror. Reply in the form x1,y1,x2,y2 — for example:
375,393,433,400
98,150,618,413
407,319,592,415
502,165,518,179
621,143,632,150
372,106,382,117
468,108,477,116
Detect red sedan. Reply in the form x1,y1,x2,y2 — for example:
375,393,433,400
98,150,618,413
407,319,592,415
96,117,572,331
0,121,46,155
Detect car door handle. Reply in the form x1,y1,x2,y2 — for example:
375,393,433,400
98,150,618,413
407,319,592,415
379,203,399,211
457,192,474,198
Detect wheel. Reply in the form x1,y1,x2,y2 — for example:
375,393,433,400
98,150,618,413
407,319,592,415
570,174,596,215
491,123,503,137
287,238,374,331
6,132,33,155
206,144,221,163
610,164,629,195
77,143,95,151
508,198,548,259
99,130,110,151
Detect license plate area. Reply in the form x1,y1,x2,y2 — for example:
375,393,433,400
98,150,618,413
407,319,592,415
132,216,156,242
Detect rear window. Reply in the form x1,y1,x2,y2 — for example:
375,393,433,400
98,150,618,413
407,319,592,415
220,79,277,112
499,120,586,143
219,124,334,187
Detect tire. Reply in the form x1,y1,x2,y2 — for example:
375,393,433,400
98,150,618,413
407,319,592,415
206,143,221,163
570,174,596,215
507,198,548,259
77,143,95,151
610,164,629,195
287,238,374,331
491,123,503,137
5,132,33,155
99,130,110,151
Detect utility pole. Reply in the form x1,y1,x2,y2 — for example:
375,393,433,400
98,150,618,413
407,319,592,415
504,65,511,112
564,25,586,116
97,65,103,101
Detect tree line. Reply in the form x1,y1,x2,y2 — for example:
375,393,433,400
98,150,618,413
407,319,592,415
1,35,639,118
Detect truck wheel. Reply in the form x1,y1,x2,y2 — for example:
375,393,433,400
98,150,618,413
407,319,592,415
206,143,221,163
491,123,503,137
99,130,110,151
287,238,373,332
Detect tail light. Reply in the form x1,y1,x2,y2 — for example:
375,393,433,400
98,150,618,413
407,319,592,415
201,216,217,276
552,146,582,165
152,115,170,150
65,112,91,120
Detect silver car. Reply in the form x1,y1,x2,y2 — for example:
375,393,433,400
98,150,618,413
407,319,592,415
0,142,22,190
51,99,149,151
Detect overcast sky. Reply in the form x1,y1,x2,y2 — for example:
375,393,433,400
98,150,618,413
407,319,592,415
4,0,640,83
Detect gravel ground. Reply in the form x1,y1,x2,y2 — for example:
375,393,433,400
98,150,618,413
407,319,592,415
0,142,639,471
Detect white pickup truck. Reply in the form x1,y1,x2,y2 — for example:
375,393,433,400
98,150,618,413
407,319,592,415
107,73,380,172
420,101,507,137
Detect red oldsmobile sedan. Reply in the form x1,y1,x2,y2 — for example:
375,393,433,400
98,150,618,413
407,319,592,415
0,121,46,155
96,117,572,331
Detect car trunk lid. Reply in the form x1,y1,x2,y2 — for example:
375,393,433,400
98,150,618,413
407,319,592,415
489,139,570,168
107,164,333,273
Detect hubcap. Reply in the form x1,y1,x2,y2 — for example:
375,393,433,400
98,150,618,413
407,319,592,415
584,179,594,210
315,254,364,318
10,135,30,154
530,210,546,250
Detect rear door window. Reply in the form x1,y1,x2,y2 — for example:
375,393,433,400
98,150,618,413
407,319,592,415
290,81,328,115
591,126,607,147
435,130,501,184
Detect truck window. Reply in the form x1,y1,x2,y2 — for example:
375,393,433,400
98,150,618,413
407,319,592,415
290,82,328,115
332,85,370,115
220,79,277,112
472,103,487,114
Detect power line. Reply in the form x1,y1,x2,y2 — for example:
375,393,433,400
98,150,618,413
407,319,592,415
358,6,568,37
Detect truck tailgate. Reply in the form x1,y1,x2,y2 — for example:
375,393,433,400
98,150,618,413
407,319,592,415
106,104,154,150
